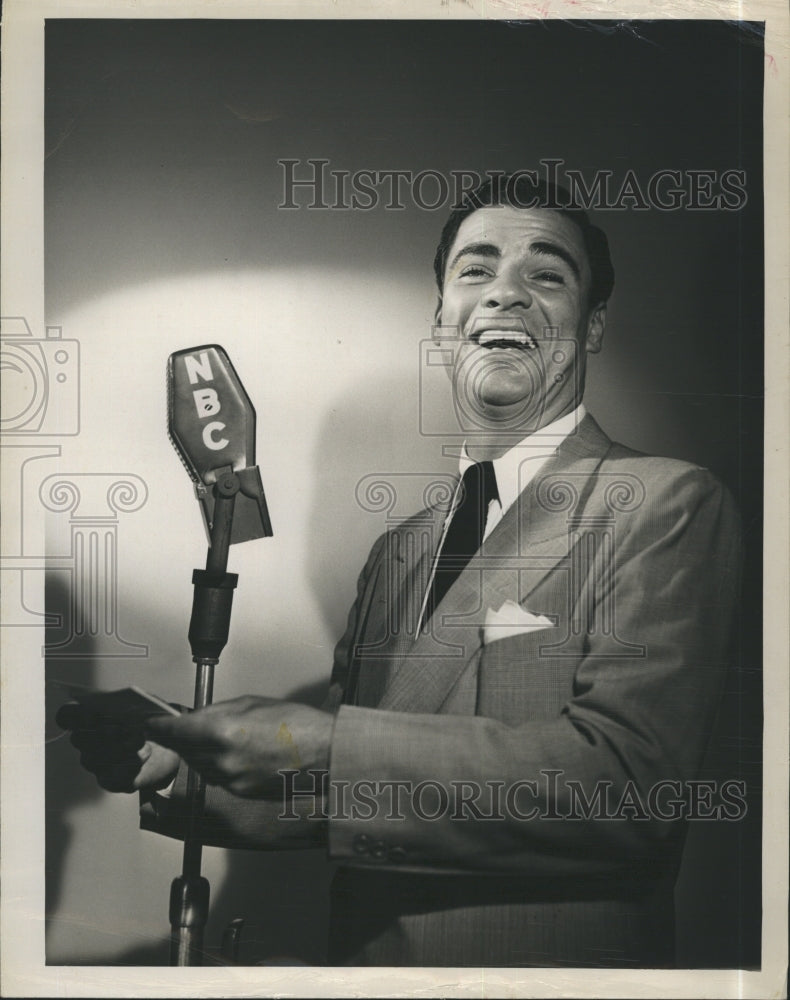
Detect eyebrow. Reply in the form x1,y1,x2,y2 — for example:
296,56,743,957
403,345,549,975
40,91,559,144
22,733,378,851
529,241,581,280
448,242,500,272
448,239,581,280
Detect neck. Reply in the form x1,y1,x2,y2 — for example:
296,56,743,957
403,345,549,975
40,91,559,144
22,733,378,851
464,399,582,462
465,436,519,462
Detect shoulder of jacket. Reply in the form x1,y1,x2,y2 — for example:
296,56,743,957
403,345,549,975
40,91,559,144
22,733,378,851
604,443,723,486
594,445,736,522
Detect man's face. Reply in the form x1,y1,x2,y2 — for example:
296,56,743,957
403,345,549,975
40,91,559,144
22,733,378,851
437,206,606,434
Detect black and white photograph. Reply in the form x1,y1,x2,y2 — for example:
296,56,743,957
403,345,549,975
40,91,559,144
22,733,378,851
1,2,787,997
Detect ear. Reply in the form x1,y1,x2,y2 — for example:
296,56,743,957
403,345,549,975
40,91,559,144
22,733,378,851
431,295,457,385
585,303,606,354
432,297,443,342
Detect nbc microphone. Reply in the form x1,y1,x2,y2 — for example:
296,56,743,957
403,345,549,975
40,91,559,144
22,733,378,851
165,344,273,966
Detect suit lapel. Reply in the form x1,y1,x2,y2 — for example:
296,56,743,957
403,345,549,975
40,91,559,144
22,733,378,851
354,502,445,707
377,415,612,714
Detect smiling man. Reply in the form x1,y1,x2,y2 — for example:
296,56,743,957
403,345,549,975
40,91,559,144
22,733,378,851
59,174,740,968
435,199,607,447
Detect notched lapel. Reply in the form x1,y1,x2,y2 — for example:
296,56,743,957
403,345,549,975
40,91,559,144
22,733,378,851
377,529,573,714
376,416,612,715
353,503,445,707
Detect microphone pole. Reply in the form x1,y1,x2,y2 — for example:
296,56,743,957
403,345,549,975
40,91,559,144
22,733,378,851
166,346,273,966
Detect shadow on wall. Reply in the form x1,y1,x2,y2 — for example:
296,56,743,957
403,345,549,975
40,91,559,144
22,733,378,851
306,368,456,642
45,571,335,966
46,571,172,964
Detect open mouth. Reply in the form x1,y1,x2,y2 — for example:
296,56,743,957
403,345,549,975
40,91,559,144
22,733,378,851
472,329,538,351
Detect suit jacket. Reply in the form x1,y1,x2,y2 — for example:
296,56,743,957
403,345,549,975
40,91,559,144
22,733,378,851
142,415,740,968
323,414,740,966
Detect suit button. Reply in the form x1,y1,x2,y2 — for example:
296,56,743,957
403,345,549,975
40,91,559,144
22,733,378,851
370,840,387,859
352,834,371,855
388,846,407,864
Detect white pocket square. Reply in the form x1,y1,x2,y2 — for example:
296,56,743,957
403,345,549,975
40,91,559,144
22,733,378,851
483,600,556,644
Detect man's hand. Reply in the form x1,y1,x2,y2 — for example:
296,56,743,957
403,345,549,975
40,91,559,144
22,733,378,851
56,701,181,793
145,696,334,799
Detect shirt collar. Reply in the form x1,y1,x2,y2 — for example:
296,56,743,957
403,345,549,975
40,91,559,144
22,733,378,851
459,403,587,516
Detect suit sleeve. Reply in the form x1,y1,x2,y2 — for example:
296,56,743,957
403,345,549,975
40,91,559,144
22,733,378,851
139,532,389,850
326,468,742,876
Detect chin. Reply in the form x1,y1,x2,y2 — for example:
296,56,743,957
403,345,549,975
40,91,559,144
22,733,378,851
461,392,542,432
477,378,537,411
478,386,532,408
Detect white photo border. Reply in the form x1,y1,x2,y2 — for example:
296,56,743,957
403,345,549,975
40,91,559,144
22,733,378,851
1,1,787,997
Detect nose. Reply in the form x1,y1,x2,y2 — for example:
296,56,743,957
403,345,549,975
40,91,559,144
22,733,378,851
482,267,532,310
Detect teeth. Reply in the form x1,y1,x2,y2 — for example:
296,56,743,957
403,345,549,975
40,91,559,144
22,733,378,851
477,330,532,347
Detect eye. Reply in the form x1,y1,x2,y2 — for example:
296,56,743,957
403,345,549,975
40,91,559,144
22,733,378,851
458,264,493,280
533,270,565,285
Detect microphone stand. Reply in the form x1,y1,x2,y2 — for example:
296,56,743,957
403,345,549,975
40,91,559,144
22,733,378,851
169,468,240,966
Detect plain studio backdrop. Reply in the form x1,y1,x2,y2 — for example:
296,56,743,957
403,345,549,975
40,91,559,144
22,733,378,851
38,19,762,966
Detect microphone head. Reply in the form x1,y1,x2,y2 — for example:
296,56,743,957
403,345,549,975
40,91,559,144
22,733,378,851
168,344,255,484
167,345,272,544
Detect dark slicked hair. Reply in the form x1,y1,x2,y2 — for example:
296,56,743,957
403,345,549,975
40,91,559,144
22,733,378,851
433,174,615,307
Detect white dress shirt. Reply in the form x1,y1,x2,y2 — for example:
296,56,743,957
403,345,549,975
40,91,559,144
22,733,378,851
460,403,587,540
416,404,587,633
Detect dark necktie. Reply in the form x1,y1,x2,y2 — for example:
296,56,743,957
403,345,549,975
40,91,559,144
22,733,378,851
423,460,498,626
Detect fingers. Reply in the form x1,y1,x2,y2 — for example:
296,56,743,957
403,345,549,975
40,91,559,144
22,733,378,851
144,698,299,798
68,717,144,745
73,726,143,763
75,737,145,793
145,711,243,789
60,694,302,798
144,714,228,781
57,699,147,793
57,696,148,747
144,712,202,753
